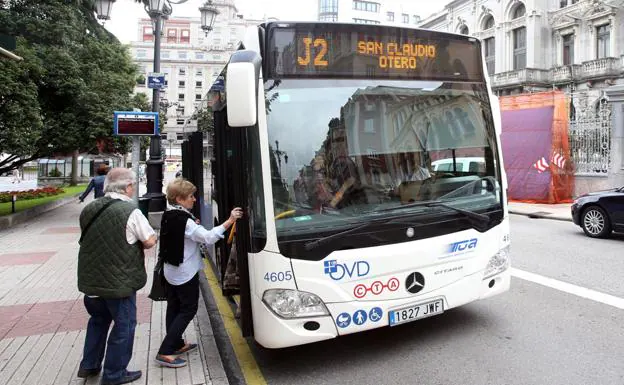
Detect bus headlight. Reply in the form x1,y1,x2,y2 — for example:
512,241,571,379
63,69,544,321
262,289,329,319
483,246,510,279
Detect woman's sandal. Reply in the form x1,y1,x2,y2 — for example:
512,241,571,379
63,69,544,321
155,355,187,368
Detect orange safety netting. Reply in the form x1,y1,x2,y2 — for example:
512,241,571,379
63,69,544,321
499,91,574,203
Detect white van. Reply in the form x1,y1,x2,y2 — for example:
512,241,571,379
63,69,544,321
432,157,485,173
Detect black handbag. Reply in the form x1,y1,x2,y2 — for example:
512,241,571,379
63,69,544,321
148,258,168,301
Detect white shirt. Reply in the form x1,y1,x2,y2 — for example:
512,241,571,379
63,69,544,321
106,192,156,244
163,208,226,286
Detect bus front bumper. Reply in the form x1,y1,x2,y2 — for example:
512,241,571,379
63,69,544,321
253,269,510,349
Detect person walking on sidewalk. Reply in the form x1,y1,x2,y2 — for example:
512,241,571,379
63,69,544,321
77,167,157,385
155,178,242,368
79,164,109,202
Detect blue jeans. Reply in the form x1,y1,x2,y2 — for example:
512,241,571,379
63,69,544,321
79,293,137,382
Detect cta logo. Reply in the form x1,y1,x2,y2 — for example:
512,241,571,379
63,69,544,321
324,260,370,281
353,277,399,298
448,238,478,254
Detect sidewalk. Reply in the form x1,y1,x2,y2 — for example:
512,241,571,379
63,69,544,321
508,201,573,222
0,196,228,385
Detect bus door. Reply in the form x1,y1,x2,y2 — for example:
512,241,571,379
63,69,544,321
213,108,254,336
181,132,204,220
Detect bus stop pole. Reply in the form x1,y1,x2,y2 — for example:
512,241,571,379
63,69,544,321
132,136,140,202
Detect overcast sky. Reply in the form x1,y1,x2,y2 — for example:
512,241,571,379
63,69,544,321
103,0,449,43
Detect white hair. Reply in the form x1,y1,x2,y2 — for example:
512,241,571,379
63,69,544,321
104,168,136,194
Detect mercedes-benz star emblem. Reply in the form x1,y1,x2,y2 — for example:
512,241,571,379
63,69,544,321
405,272,425,294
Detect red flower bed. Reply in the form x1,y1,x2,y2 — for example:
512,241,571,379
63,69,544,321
0,187,65,203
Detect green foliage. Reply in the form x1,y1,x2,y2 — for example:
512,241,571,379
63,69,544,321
0,0,139,174
196,106,214,134
48,168,62,177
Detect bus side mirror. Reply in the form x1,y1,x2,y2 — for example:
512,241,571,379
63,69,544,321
226,62,257,127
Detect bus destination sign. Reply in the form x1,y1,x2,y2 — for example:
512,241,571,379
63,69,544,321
113,111,159,136
267,23,483,81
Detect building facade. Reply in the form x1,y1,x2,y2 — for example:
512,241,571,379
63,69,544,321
317,0,422,25
417,0,624,193
130,0,262,161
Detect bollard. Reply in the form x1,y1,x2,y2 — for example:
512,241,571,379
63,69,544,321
11,194,16,214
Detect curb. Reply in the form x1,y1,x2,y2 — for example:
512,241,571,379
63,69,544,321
0,193,81,231
198,269,242,385
509,210,573,222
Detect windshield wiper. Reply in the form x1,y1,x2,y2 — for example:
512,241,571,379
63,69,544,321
304,217,390,251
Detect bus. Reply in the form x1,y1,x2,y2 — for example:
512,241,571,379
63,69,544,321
204,21,510,349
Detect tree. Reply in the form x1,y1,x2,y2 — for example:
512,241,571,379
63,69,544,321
0,0,138,177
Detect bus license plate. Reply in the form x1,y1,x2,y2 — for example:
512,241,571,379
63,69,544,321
389,299,444,326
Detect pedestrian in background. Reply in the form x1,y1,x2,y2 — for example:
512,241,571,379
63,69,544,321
79,164,109,202
155,178,242,368
77,167,157,385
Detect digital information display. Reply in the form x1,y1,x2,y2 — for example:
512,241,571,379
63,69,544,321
267,23,483,81
113,111,159,136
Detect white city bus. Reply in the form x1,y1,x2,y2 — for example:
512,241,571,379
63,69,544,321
206,22,510,349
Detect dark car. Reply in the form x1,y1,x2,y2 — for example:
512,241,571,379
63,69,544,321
571,186,624,238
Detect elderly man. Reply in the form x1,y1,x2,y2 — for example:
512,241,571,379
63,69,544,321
77,168,157,385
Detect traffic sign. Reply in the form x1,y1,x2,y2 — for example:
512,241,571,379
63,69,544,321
113,111,159,136
148,72,166,89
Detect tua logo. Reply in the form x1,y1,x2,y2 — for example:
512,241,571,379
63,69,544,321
324,260,370,281
448,238,478,253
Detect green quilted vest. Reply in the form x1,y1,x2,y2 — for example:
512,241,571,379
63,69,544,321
77,196,147,298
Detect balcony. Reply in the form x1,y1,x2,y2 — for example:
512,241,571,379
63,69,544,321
578,57,621,80
491,68,551,89
551,64,580,84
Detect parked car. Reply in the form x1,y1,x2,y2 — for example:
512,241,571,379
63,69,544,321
432,157,485,173
571,186,624,238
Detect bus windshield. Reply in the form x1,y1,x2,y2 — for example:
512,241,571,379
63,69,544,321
264,78,503,257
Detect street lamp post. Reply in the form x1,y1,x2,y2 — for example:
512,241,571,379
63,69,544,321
93,0,219,213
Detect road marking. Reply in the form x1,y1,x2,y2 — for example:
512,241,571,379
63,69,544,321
203,262,267,385
511,268,624,310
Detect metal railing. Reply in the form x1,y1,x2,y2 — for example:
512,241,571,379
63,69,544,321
569,100,612,174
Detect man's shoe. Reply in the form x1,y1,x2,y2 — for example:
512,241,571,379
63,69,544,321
100,370,142,385
77,367,101,378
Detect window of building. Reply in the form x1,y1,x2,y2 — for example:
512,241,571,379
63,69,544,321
142,26,153,42
596,24,610,59
177,119,185,125
178,107,185,116
180,29,190,43
213,54,222,60
136,49,147,58
179,68,186,76
402,14,409,23
167,28,177,43
196,81,202,88
178,93,185,101
196,93,202,100
179,80,185,88
161,50,170,59
459,25,469,35
178,51,187,59
512,3,526,19
196,70,203,76
484,37,495,75
483,15,495,30
319,14,338,21
176,133,185,141
195,52,205,60
562,34,574,65
386,12,394,21
513,27,526,70
230,28,237,36
412,15,419,24
353,1,379,13
364,119,375,133
353,18,380,24
319,0,338,13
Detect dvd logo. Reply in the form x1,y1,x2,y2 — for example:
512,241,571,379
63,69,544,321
448,239,478,253
324,260,370,281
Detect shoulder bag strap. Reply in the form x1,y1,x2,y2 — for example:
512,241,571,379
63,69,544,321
79,199,122,244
